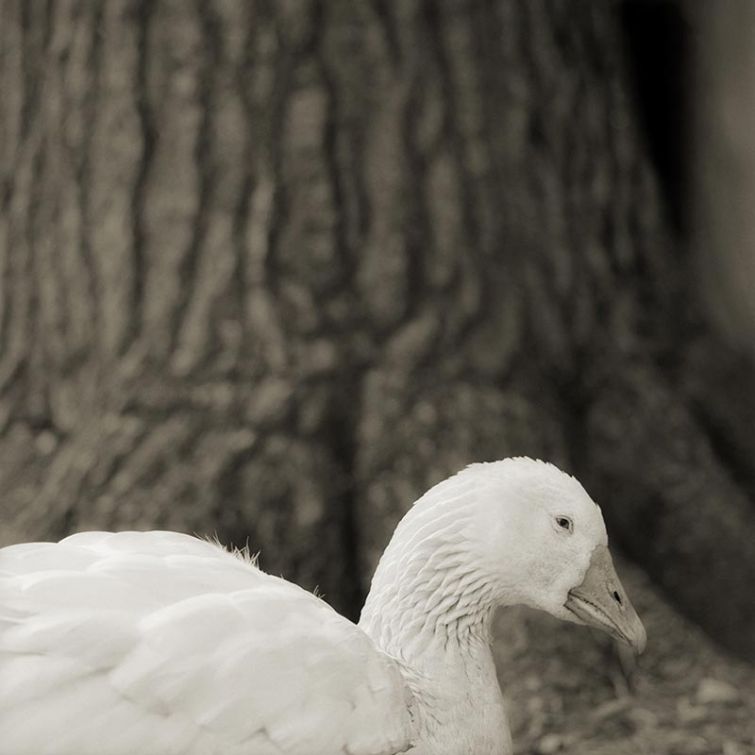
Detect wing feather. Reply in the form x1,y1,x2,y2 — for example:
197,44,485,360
0,532,414,755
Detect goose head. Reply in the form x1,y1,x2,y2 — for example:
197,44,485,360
359,458,646,755
468,458,646,653
361,457,646,657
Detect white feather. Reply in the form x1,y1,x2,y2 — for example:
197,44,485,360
0,532,413,755
0,459,639,755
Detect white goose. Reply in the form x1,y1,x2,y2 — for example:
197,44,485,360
0,458,645,755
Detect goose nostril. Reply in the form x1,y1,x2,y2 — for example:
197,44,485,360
612,590,622,605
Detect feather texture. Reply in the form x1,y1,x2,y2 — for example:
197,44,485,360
0,460,645,755
0,532,414,755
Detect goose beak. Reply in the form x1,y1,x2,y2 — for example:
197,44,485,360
564,544,647,655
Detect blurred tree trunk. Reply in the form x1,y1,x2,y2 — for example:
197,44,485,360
692,0,755,357
0,0,753,659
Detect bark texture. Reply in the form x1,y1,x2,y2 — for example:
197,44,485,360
1,0,754,665
693,0,755,356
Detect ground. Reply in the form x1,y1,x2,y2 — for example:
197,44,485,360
494,559,755,754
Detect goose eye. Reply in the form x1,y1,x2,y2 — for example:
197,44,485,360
555,516,573,533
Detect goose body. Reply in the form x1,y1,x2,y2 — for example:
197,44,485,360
0,459,646,754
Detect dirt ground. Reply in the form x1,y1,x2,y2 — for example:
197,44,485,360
494,559,755,755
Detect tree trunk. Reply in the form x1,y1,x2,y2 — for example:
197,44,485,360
693,0,755,357
1,0,753,669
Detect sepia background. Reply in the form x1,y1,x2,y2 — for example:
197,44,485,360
1,0,754,752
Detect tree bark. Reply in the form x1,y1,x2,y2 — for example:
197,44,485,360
1,0,754,667
692,0,755,357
